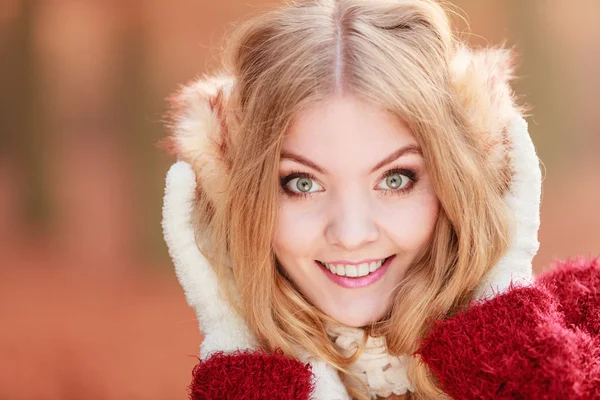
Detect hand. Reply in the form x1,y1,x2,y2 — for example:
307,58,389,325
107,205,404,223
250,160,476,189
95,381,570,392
418,257,600,400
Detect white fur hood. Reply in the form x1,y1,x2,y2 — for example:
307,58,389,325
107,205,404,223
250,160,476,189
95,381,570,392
161,46,542,399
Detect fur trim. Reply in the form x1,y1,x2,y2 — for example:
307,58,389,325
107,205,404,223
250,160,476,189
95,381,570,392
474,115,540,299
162,161,257,357
451,45,520,176
165,74,234,207
450,45,540,298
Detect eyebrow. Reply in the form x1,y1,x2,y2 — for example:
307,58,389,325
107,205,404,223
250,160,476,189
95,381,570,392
280,144,422,175
280,151,327,174
370,144,422,173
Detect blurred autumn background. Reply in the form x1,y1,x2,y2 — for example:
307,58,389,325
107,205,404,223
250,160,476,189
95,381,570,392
0,0,598,399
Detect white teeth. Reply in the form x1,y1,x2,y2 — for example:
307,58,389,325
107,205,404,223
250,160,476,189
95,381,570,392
357,263,369,277
346,265,358,277
369,261,378,272
323,258,387,278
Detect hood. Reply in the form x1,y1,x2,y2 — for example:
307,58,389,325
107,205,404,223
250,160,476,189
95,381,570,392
161,46,542,399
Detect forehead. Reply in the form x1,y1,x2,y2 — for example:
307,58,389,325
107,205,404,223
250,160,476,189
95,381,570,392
283,95,418,170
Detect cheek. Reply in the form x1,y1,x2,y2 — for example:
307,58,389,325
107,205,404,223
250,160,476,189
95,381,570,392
273,200,324,260
379,193,440,250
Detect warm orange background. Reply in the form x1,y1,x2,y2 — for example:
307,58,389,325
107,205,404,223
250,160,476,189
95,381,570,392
1,1,598,399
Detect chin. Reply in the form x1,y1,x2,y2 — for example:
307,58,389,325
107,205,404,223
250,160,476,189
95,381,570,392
329,305,389,328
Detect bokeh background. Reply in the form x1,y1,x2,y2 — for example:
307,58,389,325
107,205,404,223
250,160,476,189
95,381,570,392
1,0,598,398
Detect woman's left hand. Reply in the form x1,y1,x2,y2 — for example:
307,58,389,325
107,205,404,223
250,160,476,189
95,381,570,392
417,257,600,400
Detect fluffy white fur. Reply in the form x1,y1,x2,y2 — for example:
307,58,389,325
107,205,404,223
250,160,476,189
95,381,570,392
161,47,541,399
168,75,234,207
162,161,257,357
474,115,541,299
451,45,518,171
450,46,541,297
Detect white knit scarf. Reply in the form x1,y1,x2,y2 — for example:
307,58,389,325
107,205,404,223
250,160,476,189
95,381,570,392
328,325,414,399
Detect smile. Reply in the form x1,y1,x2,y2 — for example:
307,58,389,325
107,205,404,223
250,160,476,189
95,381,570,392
317,257,389,277
315,256,395,289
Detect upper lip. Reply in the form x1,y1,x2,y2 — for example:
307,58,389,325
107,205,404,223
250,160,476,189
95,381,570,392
319,256,390,265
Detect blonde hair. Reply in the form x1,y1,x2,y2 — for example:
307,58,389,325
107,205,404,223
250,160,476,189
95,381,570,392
190,0,512,398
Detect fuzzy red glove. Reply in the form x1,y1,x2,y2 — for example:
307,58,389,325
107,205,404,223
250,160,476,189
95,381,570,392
188,350,314,400
417,257,600,400
538,258,600,337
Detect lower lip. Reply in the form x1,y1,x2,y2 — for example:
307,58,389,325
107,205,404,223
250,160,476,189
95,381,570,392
317,256,395,289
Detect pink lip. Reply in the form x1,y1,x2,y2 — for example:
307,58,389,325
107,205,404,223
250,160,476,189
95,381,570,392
316,255,395,289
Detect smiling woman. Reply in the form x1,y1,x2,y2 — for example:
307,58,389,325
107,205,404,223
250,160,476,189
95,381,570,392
274,96,439,327
160,0,600,399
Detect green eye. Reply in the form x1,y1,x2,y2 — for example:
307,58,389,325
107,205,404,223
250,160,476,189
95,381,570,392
286,176,323,194
296,177,313,192
378,172,410,190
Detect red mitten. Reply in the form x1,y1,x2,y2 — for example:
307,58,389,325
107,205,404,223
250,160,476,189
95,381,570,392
538,257,600,336
416,259,600,399
189,350,314,400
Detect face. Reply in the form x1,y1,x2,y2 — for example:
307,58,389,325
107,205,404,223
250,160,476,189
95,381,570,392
273,95,440,327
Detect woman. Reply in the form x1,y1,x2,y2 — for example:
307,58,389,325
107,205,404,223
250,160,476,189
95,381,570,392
161,0,600,398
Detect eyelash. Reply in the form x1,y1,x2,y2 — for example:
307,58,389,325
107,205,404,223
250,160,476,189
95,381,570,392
279,170,319,198
279,168,419,199
379,168,418,197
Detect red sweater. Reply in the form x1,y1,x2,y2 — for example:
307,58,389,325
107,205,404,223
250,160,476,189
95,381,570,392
186,258,600,400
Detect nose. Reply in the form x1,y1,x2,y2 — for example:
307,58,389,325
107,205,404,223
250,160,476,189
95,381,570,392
324,193,379,251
